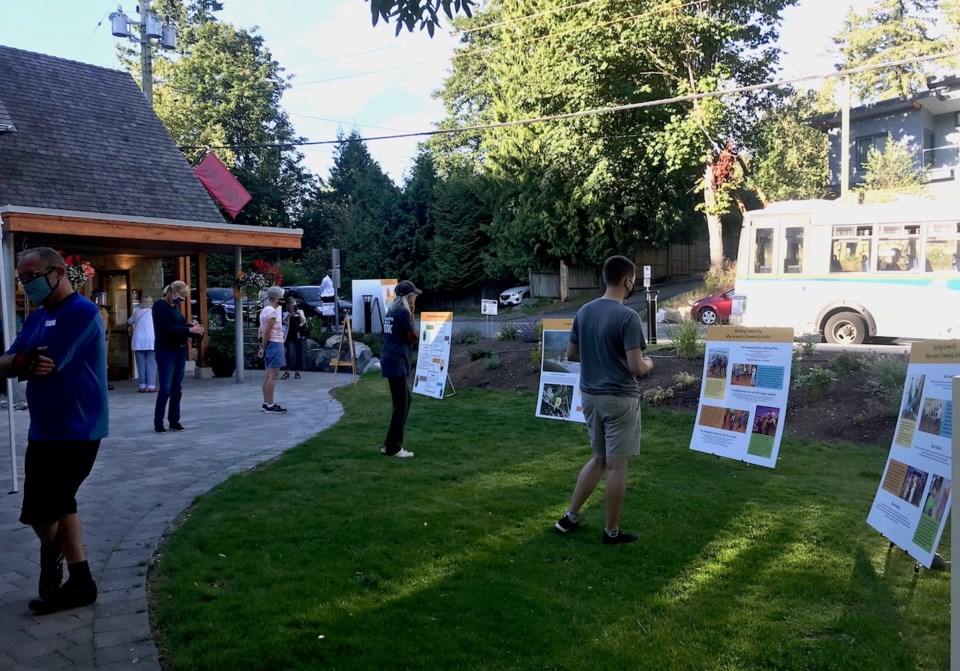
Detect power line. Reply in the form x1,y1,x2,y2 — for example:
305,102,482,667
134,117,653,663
76,1,116,59
286,45,403,68
287,111,410,132
181,50,960,151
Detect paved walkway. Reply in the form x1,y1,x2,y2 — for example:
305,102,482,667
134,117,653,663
0,370,347,670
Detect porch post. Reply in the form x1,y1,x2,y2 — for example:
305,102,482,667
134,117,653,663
0,220,19,493
196,253,208,368
234,246,244,383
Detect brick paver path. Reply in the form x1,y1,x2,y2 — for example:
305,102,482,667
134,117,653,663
0,370,345,669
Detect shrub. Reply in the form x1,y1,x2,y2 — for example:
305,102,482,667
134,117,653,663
795,335,817,357
452,327,484,345
516,320,544,344
830,351,866,373
703,260,737,294
468,346,492,361
643,386,675,406
871,356,908,391
352,332,383,358
496,324,519,341
794,365,838,401
665,319,703,359
306,318,332,345
673,372,699,389
484,354,502,370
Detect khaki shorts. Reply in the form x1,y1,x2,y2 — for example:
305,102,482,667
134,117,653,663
582,392,641,459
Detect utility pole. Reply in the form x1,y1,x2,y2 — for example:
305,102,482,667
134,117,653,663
840,76,851,202
110,3,177,108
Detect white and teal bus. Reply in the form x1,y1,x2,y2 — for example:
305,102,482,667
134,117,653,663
734,198,960,344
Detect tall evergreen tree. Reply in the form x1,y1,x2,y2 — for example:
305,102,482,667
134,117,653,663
833,0,940,101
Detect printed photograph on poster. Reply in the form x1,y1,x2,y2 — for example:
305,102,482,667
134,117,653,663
752,406,780,436
923,475,951,522
730,363,757,387
900,374,925,421
539,383,575,420
918,398,947,436
541,331,580,375
706,351,728,379
898,466,929,507
698,405,750,434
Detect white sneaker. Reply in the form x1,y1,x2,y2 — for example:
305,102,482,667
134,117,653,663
391,448,414,458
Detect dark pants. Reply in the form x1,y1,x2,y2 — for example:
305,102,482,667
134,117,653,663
383,376,412,455
155,346,186,427
284,337,304,373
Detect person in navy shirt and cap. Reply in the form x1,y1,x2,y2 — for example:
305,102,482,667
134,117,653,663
379,280,422,458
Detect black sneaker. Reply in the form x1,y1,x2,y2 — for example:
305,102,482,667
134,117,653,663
602,530,639,545
264,404,287,414
261,403,269,412
555,515,580,534
154,424,166,433
169,422,186,431
38,546,63,600
28,578,97,615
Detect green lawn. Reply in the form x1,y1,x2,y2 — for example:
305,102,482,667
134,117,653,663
150,382,950,670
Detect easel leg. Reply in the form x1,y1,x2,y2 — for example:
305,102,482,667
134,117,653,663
443,375,457,398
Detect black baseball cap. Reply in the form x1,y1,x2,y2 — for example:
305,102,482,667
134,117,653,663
396,280,422,297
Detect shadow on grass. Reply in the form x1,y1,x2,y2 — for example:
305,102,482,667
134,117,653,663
149,385,948,671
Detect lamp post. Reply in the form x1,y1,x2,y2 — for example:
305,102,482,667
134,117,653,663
109,2,177,107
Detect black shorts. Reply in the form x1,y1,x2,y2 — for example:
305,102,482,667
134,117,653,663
19,439,101,527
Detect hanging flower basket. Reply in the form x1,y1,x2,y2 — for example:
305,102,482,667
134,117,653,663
60,252,95,291
232,259,283,298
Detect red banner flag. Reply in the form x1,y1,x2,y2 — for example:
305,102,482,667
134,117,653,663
194,153,252,219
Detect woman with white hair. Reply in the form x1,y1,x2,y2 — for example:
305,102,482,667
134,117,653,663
127,295,157,392
258,285,287,414
152,281,204,432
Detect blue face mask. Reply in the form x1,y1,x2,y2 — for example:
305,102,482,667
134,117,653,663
173,295,185,305
23,273,55,305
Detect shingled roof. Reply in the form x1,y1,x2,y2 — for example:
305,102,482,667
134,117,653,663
0,45,226,224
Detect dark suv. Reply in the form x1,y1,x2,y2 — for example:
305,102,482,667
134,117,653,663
284,286,352,322
206,287,253,327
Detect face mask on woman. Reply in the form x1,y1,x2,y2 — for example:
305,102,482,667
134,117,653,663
173,294,186,305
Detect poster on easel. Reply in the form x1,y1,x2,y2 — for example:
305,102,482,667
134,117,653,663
535,318,585,423
866,340,958,568
690,326,795,468
351,279,397,333
413,312,454,399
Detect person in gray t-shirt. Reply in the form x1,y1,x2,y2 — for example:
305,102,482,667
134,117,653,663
553,255,653,545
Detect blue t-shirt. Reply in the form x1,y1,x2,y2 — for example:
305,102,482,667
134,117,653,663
570,298,646,397
6,293,109,441
380,306,415,378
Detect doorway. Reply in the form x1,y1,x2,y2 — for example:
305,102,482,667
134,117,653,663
98,270,132,381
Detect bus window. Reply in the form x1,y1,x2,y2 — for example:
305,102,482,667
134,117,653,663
831,225,871,272
878,224,919,272
754,228,773,274
782,227,804,273
925,222,960,272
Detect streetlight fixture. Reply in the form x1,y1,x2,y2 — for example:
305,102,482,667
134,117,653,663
108,2,177,106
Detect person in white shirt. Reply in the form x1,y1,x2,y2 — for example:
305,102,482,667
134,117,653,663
127,296,157,392
258,286,287,414
319,269,336,326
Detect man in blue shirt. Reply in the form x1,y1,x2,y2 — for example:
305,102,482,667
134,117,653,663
0,247,107,614
379,280,421,458
553,256,653,545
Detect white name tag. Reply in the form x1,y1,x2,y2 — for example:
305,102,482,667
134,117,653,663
45,320,56,327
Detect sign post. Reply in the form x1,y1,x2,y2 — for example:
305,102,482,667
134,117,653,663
481,299,498,337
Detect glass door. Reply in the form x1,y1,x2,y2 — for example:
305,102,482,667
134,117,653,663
98,271,132,381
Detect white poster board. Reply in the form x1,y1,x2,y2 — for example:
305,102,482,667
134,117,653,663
690,326,795,468
481,299,498,316
350,279,397,333
867,340,958,568
536,319,585,423
413,312,454,399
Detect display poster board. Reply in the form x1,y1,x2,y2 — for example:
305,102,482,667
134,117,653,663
866,340,959,568
350,279,397,333
690,326,795,468
413,312,454,399
481,299,498,316
536,318,585,423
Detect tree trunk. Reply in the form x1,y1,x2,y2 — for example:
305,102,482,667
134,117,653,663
703,163,724,268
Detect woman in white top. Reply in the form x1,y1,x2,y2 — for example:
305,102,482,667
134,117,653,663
127,295,157,392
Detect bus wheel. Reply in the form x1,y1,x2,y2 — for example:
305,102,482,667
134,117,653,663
824,312,867,345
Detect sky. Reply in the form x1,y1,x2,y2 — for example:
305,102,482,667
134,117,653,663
1,0,873,184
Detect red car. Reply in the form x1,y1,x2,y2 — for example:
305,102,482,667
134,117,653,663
691,288,734,325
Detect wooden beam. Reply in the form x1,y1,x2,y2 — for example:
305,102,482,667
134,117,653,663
3,213,301,250
196,253,208,368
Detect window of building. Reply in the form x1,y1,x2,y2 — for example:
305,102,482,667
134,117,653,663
856,134,887,169
924,130,936,169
